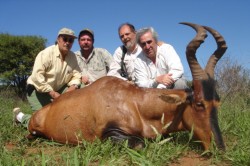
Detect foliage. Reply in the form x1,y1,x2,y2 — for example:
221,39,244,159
0,33,46,99
215,56,250,109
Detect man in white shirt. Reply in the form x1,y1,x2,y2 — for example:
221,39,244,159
134,27,188,89
108,23,141,83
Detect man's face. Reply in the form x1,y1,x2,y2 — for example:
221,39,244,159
57,35,74,53
139,31,157,59
78,33,94,51
119,25,136,50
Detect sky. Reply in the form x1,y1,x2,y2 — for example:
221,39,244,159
1,0,249,79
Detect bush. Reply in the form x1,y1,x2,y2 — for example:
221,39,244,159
215,56,250,110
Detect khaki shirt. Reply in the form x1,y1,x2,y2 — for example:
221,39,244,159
75,48,113,83
27,45,81,92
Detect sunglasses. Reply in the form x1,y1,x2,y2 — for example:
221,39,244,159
61,36,74,43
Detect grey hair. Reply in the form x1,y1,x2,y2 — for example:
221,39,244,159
136,27,158,44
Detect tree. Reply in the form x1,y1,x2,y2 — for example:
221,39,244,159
0,33,47,99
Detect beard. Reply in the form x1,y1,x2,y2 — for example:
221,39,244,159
125,39,136,50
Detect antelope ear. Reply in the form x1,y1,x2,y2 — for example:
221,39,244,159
159,94,184,105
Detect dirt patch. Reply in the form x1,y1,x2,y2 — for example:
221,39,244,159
170,152,212,166
5,142,17,151
5,141,70,157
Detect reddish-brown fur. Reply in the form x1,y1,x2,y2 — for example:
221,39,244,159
29,79,189,143
28,23,227,150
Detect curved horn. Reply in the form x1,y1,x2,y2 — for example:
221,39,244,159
180,22,208,80
203,26,227,79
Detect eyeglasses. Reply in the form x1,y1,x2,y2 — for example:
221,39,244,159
61,36,74,43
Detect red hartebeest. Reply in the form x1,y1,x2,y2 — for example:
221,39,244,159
27,22,227,151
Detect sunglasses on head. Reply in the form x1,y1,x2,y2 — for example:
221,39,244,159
61,36,74,43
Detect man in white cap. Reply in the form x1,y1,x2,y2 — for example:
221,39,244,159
13,27,82,128
75,28,113,85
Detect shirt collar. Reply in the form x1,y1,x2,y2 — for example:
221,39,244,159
55,44,61,58
55,44,72,60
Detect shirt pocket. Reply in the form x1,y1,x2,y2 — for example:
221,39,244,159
90,61,106,71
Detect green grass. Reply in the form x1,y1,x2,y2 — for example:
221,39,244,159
0,89,249,166
219,99,250,166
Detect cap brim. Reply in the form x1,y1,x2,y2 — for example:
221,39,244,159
58,34,77,39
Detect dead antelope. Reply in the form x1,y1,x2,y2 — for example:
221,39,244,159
27,22,227,151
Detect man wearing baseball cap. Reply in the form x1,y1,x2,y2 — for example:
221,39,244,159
75,28,114,85
13,27,81,128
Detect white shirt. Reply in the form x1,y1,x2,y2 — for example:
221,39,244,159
134,43,184,88
107,45,142,81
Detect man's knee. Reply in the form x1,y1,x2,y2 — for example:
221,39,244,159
174,77,188,89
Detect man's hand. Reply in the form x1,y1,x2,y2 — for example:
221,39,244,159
156,73,174,86
81,76,90,85
49,91,60,99
126,80,135,85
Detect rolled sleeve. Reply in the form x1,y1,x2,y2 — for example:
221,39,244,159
161,44,184,80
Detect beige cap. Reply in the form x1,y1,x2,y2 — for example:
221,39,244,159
58,28,77,38
78,28,94,39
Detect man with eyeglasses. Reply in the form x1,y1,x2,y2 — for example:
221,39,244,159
13,27,82,128
75,28,113,86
